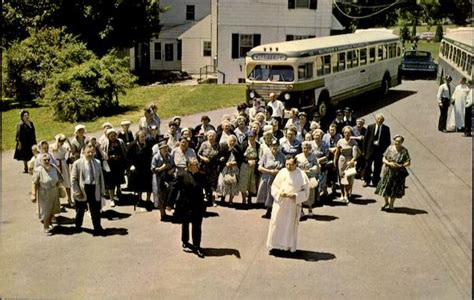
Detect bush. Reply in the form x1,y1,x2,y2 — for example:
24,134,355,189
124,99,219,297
4,27,93,101
434,24,443,42
42,53,136,122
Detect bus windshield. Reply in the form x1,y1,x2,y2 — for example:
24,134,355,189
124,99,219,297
248,65,294,82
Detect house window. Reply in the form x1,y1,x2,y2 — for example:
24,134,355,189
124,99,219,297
154,42,161,60
288,0,317,9
203,41,211,57
177,40,182,61
165,43,174,61
186,5,195,21
231,33,261,58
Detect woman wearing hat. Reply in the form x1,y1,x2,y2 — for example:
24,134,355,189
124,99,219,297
375,135,411,212
335,126,360,203
50,134,73,207
197,130,220,207
70,124,87,164
14,110,37,173
31,153,63,235
238,130,260,205
296,141,320,216
216,135,243,206
101,128,127,207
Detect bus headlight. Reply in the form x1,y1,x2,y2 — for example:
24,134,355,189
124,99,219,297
284,93,291,100
250,91,255,98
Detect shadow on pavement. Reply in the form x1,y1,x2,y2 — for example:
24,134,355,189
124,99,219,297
55,215,75,225
51,226,80,235
270,249,336,262
313,214,339,222
101,210,132,220
388,207,428,215
203,248,241,258
204,211,220,218
350,198,377,205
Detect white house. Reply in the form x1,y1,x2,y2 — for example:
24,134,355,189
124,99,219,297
131,0,343,83
213,0,344,83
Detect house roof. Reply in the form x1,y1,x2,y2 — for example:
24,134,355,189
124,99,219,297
179,15,211,39
157,22,196,39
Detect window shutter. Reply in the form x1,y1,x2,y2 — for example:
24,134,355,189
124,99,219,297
286,35,294,41
232,33,239,59
309,0,317,9
288,0,295,9
253,34,261,47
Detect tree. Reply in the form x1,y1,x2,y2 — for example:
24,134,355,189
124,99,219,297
434,24,443,42
3,27,93,101
438,0,472,25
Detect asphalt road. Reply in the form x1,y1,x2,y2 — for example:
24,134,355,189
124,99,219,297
0,79,471,299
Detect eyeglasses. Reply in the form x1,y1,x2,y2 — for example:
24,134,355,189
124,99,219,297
43,159,50,162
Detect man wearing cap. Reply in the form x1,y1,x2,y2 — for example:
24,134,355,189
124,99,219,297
332,109,345,134
437,75,452,132
343,107,356,127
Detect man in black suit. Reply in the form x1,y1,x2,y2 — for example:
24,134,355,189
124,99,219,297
174,158,207,258
363,113,391,187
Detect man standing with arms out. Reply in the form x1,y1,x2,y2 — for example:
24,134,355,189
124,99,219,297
267,92,286,127
267,156,310,255
437,75,452,132
175,158,207,258
363,113,391,187
71,143,106,236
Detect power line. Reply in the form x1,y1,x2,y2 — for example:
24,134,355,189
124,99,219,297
333,0,403,20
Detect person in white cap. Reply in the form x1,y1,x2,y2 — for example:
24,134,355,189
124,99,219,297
139,107,160,138
98,122,113,146
173,116,183,137
118,120,134,146
50,133,74,207
69,124,87,164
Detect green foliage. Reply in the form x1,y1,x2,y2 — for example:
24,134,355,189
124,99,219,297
411,23,417,39
400,25,411,45
42,54,137,122
434,24,443,42
3,27,93,101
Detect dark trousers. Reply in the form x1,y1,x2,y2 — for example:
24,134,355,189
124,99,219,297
464,106,472,136
438,98,450,131
75,184,102,232
181,214,203,248
364,150,383,185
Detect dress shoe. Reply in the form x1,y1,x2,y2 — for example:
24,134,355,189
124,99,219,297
182,242,193,252
93,228,105,236
196,248,205,258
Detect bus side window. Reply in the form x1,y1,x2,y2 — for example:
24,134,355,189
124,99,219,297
332,53,338,73
298,63,313,80
323,55,331,74
338,52,345,71
306,63,313,79
316,56,323,76
389,43,396,59
397,45,401,57
347,51,353,69
369,47,376,63
353,50,359,67
377,45,384,61
360,48,367,65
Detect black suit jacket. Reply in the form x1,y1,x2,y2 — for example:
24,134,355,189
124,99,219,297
364,123,391,159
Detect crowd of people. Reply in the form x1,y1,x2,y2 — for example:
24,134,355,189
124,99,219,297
16,91,415,256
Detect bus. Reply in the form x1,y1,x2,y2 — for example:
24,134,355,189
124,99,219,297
245,28,402,118
438,27,474,85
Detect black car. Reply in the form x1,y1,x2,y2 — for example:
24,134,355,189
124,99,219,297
401,50,437,77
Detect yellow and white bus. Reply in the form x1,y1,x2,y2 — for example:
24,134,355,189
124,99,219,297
438,27,473,85
245,28,402,118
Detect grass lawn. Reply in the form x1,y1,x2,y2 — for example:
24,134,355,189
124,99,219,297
2,84,246,151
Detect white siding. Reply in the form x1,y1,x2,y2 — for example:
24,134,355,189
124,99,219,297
150,38,181,71
180,15,212,74
160,0,211,25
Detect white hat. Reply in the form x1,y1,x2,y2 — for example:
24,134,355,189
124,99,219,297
173,116,182,121
181,127,190,134
102,122,113,129
106,128,116,136
263,125,273,133
74,124,86,134
120,120,131,126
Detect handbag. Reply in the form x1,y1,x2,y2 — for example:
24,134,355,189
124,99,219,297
344,167,357,177
399,167,409,178
58,185,67,198
309,177,319,189
102,160,111,172
223,173,237,185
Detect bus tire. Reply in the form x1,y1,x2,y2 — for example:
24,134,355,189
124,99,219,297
381,76,390,97
317,98,328,118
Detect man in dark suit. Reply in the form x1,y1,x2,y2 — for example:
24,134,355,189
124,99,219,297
363,113,391,187
174,158,207,258
71,143,106,235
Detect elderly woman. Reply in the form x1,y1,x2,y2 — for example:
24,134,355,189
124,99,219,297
101,128,127,207
197,130,221,206
257,140,285,218
69,124,87,164
151,141,175,220
335,126,360,203
217,120,234,148
31,153,63,235
239,130,259,205
376,135,411,211
34,140,57,168
296,141,320,216
217,135,243,205
127,130,153,210
234,116,249,145
50,134,73,207
284,108,301,131
280,126,302,157
322,123,342,196
312,129,330,198
14,110,37,173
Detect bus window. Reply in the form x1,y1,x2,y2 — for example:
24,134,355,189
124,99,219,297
337,52,345,71
332,54,338,73
323,55,331,74
397,45,401,57
377,45,384,61
461,52,467,71
298,63,313,80
316,56,323,76
449,45,453,61
369,47,376,63
353,50,359,67
360,48,367,65
456,49,461,66
347,51,353,69
248,65,294,82
389,43,396,58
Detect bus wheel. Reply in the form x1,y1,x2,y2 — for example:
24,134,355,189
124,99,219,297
317,99,328,118
381,77,390,97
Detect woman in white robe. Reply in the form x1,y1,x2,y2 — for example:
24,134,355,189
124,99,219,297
448,77,470,131
267,156,310,253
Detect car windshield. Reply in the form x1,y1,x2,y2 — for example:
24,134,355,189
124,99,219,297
403,51,432,62
248,65,294,82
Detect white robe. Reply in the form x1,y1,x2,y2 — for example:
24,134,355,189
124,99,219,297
448,84,470,130
266,167,310,252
